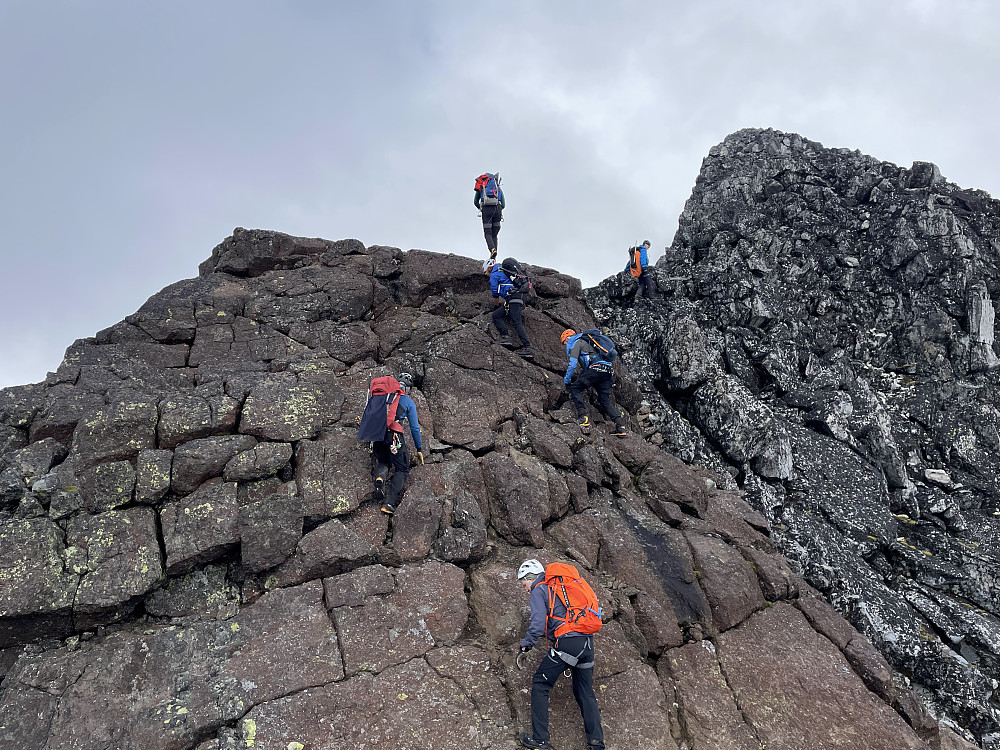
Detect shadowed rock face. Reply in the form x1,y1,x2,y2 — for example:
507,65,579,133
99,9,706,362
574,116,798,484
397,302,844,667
589,128,1000,749
0,224,975,749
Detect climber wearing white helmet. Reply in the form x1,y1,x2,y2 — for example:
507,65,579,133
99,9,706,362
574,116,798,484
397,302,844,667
515,559,605,750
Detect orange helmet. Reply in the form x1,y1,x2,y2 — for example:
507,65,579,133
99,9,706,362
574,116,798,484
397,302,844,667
561,329,575,344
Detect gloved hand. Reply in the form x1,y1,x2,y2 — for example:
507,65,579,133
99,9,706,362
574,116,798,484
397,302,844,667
353,415,362,426
415,451,425,466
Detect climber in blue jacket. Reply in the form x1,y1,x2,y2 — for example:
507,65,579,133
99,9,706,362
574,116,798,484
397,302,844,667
562,329,626,436
626,240,657,299
487,258,534,358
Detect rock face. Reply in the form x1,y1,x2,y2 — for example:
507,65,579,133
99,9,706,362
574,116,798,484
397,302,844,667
589,128,1000,749
0,224,982,748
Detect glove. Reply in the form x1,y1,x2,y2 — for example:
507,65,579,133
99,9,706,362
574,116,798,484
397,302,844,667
353,415,362,425
515,645,531,670
415,451,424,465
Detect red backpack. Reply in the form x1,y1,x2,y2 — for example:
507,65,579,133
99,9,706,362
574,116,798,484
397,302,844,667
356,376,406,442
544,563,603,638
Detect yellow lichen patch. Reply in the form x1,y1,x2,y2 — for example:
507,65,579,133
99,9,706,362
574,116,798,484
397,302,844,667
243,718,257,747
397,693,408,700
329,494,351,515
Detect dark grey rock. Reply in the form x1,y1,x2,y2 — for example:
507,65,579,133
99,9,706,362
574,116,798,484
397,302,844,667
223,441,292,482
160,482,239,575
586,127,1000,741
0,517,77,646
66,508,163,627
135,448,172,503
79,460,135,513
171,435,256,494
144,563,240,619
238,492,303,573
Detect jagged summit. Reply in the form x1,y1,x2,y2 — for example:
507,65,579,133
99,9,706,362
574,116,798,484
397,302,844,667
590,127,1000,748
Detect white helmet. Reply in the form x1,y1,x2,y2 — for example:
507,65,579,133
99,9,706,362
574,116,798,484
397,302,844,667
517,559,544,580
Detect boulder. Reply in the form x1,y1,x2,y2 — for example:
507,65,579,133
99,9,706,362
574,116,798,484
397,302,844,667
269,519,375,588
71,391,158,467
0,517,77,646
171,434,256,494
238,492,303,574
66,508,163,627
239,378,344,441
160,482,240,575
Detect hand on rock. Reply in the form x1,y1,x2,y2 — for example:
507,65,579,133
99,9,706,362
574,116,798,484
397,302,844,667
415,451,425,466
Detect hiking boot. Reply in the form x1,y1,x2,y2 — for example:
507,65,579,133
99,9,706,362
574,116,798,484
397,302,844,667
489,248,497,260
517,348,535,359
380,502,395,515
578,416,591,429
497,337,516,348
373,477,385,502
519,733,552,750
611,424,627,437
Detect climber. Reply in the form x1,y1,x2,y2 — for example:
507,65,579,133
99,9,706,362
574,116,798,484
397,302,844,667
626,240,657,299
488,257,534,358
355,372,424,515
474,172,505,259
516,559,606,750
561,328,626,436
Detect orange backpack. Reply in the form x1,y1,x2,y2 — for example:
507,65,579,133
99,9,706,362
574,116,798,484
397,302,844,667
628,246,643,278
544,563,603,638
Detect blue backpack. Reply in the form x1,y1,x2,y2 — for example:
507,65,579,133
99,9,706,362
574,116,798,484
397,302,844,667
582,329,617,364
476,172,500,206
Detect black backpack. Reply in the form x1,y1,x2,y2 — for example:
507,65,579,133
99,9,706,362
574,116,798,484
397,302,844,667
501,257,532,293
581,329,618,363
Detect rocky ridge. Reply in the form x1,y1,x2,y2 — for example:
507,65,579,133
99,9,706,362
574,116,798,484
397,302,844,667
0,225,980,750
588,128,1000,749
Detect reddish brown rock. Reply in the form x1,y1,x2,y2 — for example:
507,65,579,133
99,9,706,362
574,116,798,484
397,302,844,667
171,434,256,494
0,517,77,646
740,545,798,601
329,562,465,677
638,452,708,518
717,602,928,750
239,377,343,441
269,519,375,588
481,452,551,547
236,658,482,750
658,641,758,750
71,391,158,467
685,531,764,632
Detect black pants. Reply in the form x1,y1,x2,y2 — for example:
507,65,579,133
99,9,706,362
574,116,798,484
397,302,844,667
636,270,657,298
373,440,409,509
492,299,530,347
481,203,502,253
569,369,622,427
531,636,605,749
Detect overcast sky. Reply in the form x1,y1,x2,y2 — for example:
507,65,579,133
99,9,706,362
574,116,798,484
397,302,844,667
1,0,997,389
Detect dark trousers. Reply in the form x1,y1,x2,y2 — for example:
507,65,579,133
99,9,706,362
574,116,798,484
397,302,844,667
373,440,409,508
636,270,657,298
531,636,605,749
569,369,622,427
492,299,530,347
481,203,502,253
